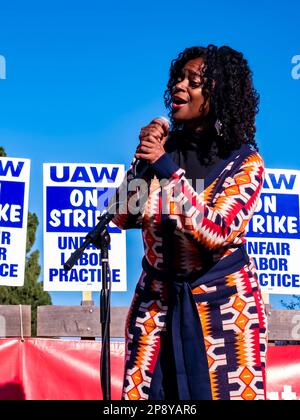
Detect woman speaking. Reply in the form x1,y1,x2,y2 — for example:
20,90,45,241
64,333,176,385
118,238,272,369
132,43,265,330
112,44,267,400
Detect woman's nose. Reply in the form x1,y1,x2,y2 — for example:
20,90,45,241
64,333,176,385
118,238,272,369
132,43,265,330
174,78,188,91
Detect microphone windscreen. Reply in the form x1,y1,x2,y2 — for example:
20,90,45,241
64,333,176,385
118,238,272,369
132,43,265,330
158,116,170,127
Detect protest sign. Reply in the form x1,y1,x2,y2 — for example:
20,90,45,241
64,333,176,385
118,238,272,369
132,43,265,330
0,158,30,286
43,163,127,292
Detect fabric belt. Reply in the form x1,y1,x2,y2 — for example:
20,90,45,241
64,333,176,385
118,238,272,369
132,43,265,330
142,245,250,400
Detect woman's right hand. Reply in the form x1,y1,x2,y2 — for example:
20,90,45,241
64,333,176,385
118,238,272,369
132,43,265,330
135,118,169,165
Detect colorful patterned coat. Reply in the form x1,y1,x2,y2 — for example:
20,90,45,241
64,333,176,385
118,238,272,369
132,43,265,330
112,143,267,400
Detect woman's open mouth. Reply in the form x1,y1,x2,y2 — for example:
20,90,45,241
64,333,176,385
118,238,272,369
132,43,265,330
172,103,187,110
172,96,188,111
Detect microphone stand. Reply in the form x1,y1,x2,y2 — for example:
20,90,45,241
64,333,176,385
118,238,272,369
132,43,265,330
64,210,114,401
63,154,155,400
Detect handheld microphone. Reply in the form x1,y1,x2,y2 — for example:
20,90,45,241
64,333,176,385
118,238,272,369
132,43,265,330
133,116,170,177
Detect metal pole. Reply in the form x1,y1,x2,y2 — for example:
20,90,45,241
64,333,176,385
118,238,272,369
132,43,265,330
100,243,111,400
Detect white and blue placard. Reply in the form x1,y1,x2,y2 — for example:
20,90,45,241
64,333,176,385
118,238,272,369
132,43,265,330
0,158,30,286
246,168,300,294
43,163,127,292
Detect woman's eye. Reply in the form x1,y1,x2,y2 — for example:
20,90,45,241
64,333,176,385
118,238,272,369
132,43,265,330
190,80,201,88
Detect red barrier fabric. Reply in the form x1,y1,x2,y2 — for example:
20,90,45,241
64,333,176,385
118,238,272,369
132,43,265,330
266,346,300,400
0,338,299,400
0,338,124,400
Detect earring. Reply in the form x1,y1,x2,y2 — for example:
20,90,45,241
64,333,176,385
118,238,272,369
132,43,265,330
215,119,223,136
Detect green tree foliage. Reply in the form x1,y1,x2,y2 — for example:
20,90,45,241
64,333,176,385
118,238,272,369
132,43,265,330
0,147,52,335
281,296,300,310
0,147,7,157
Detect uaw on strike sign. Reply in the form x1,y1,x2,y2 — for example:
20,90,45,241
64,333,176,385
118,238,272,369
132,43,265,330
0,158,30,286
246,168,300,294
43,163,127,292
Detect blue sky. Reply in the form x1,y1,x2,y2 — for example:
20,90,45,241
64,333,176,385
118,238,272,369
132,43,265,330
0,0,299,308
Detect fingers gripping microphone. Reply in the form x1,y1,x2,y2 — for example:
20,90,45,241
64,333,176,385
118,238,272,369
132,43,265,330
133,116,170,177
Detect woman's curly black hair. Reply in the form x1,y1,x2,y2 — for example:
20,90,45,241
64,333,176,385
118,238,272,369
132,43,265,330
164,45,260,155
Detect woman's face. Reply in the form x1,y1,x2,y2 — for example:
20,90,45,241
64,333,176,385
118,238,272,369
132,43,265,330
171,57,209,125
